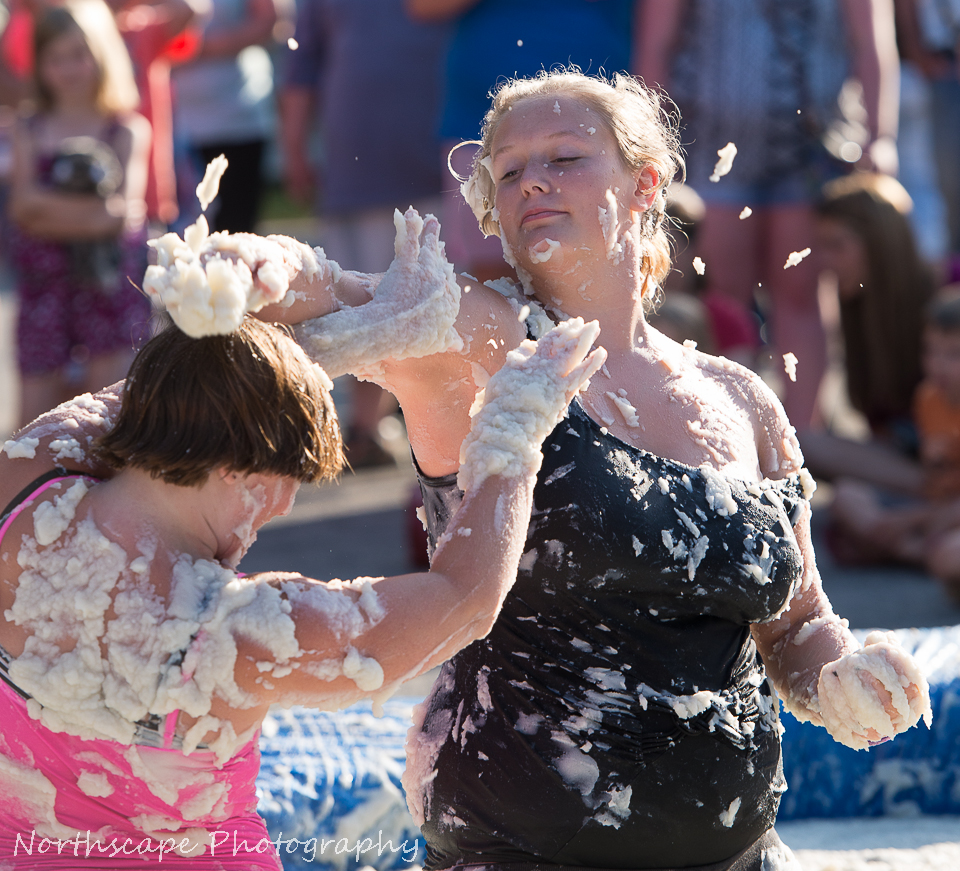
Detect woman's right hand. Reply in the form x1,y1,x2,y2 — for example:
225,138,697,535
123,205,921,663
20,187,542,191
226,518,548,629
294,208,464,379
458,318,605,492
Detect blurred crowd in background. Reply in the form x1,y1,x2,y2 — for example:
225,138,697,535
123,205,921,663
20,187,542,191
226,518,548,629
4,0,960,594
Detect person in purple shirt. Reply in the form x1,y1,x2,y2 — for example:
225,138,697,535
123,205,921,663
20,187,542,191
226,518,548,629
279,0,449,466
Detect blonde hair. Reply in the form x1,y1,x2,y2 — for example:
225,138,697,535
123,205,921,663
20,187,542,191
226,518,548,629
457,69,684,293
34,0,140,116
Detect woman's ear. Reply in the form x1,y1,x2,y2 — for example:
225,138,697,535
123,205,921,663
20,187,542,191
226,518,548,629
217,468,241,485
630,165,661,213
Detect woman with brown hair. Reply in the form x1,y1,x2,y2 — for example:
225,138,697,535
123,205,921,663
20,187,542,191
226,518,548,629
819,172,933,434
0,302,601,865
801,173,936,494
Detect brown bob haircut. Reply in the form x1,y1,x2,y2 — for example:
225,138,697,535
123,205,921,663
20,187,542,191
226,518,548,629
97,318,343,487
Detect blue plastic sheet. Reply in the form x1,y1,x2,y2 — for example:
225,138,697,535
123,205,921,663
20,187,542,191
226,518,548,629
256,698,423,871
779,626,960,819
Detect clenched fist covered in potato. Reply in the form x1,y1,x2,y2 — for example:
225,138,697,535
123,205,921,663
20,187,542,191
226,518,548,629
817,630,932,750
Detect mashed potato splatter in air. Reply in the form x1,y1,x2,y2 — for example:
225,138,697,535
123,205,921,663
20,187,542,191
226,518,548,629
143,157,341,338
710,143,737,182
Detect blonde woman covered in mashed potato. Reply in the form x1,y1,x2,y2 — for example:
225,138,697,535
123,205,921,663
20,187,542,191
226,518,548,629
269,70,931,870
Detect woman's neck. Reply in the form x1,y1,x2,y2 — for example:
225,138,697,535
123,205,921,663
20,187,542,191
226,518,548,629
530,237,652,353
89,469,226,565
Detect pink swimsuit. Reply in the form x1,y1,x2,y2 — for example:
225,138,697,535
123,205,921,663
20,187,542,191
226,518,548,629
0,473,281,869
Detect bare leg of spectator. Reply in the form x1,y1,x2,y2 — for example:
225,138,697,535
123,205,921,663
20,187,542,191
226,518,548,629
764,205,826,429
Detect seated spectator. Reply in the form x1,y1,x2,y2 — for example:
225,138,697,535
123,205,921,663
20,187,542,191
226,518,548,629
800,173,936,493
830,286,960,602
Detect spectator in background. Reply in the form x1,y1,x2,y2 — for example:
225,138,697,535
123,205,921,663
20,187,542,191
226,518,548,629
8,0,152,426
113,0,206,226
0,0,45,107
638,0,900,430
279,0,448,467
895,0,960,280
0,0,202,257
171,0,278,232
829,286,960,599
406,0,636,284
892,0,950,266
802,173,935,494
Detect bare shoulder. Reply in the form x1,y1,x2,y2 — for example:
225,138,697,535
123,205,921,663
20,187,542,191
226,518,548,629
693,350,802,480
380,278,528,476
458,277,530,351
0,387,122,508
389,277,527,385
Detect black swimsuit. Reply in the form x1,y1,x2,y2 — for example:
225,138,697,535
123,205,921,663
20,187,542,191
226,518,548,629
411,399,808,870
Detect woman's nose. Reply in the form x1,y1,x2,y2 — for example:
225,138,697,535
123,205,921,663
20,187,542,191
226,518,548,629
520,163,550,195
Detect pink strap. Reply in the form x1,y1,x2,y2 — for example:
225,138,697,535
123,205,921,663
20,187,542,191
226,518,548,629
162,709,180,749
0,475,92,543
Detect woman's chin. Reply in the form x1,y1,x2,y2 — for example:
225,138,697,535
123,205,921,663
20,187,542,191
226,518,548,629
526,237,564,265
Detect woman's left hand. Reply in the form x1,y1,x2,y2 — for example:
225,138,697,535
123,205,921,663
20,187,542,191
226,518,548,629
817,631,932,750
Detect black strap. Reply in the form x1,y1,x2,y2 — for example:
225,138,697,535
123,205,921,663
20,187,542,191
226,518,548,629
0,467,85,528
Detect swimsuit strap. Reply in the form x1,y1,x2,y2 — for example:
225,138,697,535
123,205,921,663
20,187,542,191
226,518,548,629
0,467,88,542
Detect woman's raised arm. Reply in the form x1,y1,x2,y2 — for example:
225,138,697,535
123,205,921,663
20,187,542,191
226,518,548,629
257,209,528,477
230,319,605,711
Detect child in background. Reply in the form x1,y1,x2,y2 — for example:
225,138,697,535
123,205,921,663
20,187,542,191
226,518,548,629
8,0,152,427
914,287,960,501
830,285,960,602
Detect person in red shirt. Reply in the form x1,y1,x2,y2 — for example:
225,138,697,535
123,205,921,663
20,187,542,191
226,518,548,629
112,0,206,225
